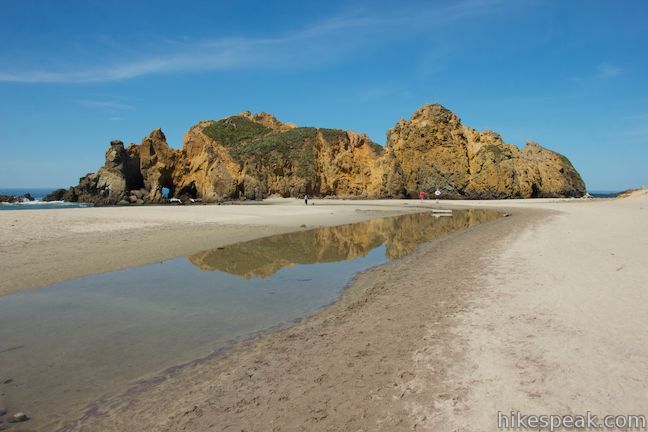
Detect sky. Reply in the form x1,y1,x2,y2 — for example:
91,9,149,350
0,0,647,191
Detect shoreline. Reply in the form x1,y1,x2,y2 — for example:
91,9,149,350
2,202,504,432
63,203,534,431
0,200,436,297
0,196,581,297
2,192,646,431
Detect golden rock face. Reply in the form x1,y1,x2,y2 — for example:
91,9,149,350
386,104,585,198
57,104,585,204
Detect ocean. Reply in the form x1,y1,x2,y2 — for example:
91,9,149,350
0,188,91,210
588,190,621,198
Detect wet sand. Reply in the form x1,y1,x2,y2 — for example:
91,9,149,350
2,192,647,431
0,200,423,297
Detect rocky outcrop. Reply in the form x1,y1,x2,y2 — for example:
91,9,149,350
386,104,585,198
173,112,385,200
45,132,175,205
49,104,585,204
0,193,34,203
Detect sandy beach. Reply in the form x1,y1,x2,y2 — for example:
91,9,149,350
1,192,647,431
0,200,425,297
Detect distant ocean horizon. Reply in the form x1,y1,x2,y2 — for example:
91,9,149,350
588,190,622,198
0,187,91,211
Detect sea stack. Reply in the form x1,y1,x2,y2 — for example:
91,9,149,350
385,103,586,198
46,104,585,204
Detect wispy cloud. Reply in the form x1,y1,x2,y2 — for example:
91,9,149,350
573,63,623,83
594,63,622,79
622,113,648,122
355,87,414,102
623,117,648,144
0,0,506,84
624,126,648,144
77,100,134,111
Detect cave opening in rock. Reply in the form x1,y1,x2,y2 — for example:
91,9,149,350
158,168,175,199
125,169,144,192
125,154,144,191
177,182,198,199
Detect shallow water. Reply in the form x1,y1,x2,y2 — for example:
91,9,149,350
0,209,499,430
0,188,92,211
0,201,92,211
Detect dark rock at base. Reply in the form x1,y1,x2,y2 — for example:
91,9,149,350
0,194,35,203
43,188,68,202
0,409,6,416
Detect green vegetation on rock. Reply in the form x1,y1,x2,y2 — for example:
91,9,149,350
202,116,271,146
230,127,317,160
205,124,321,178
320,128,347,142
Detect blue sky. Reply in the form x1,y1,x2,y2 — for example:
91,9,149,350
0,0,646,191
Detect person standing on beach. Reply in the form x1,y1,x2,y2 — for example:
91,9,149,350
435,189,441,203
304,194,309,205
419,190,425,202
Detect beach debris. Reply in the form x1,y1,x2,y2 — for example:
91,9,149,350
7,412,29,423
502,212,510,217
184,405,203,417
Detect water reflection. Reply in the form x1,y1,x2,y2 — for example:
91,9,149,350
189,209,499,278
0,209,499,431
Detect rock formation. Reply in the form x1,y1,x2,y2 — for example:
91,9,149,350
386,104,585,198
0,193,34,203
45,104,585,204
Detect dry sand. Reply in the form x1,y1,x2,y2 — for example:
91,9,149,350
2,192,647,431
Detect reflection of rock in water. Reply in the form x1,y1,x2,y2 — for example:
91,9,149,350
188,210,500,279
